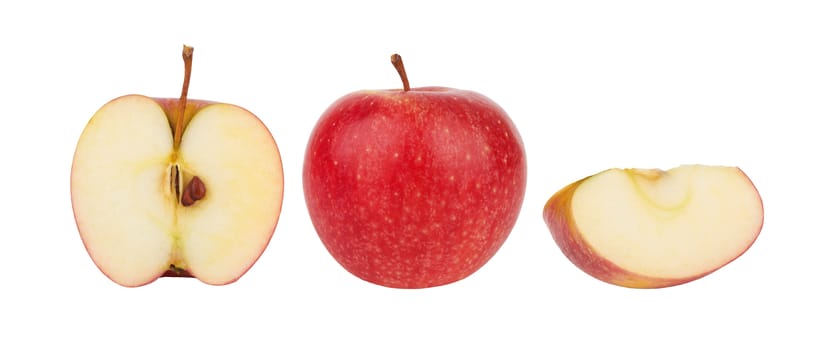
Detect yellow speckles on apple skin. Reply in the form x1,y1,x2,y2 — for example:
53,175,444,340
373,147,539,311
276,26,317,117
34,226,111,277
303,87,527,289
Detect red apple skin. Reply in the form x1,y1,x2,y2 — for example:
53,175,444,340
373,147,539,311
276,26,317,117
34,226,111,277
542,169,764,289
71,94,284,287
303,87,526,289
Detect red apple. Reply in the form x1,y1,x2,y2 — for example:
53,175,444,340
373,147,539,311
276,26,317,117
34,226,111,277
303,54,527,289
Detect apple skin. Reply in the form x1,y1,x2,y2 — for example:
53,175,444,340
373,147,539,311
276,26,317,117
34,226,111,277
303,87,527,289
543,168,764,289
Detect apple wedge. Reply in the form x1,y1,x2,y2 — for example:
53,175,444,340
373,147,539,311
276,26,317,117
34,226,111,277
71,46,284,287
543,165,763,288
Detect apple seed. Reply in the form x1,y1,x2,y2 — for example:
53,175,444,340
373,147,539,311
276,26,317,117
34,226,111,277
181,176,206,206
171,164,181,199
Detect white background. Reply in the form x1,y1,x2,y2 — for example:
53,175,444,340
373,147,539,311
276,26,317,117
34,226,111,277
2,1,811,348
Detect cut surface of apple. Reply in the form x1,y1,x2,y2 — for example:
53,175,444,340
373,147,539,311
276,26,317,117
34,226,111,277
71,46,284,287
544,165,763,288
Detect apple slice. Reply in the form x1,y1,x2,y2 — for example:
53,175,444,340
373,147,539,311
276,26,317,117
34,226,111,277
71,46,284,287
543,165,763,288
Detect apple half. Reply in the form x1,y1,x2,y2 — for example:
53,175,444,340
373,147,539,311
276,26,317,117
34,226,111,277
543,165,763,288
71,46,284,287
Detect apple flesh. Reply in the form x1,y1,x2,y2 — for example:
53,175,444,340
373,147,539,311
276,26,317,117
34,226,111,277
544,165,764,288
303,54,526,289
71,46,284,287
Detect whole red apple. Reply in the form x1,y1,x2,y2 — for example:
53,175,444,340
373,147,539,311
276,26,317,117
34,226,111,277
303,54,527,289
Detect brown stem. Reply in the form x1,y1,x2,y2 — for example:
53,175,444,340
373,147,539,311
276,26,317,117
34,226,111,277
390,53,410,92
173,45,194,149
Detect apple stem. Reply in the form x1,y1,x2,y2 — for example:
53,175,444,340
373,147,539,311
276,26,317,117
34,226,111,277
173,45,194,150
390,54,410,92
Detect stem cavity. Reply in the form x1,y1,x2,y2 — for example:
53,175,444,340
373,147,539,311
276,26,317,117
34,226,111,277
390,53,410,92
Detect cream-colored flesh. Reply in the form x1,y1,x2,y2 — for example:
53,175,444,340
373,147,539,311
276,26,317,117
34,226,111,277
72,95,283,287
177,104,283,285
72,95,176,287
571,165,763,279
